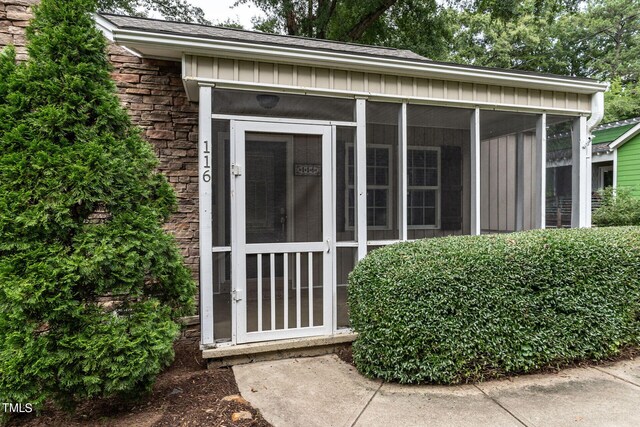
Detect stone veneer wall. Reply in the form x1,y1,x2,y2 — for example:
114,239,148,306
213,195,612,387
108,47,200,282
0,2,201,298
0,0,32,60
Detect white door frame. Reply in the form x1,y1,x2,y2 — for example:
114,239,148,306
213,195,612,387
231,120,333,344
598,165,613,189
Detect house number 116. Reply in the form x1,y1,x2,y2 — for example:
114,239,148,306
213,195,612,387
202,140,211,182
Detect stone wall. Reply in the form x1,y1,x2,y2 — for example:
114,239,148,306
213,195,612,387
0,2,201,292
108,46,200,282
0,0,33,61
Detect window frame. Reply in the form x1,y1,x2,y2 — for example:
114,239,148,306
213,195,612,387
406,146,441,230
345,143,393,231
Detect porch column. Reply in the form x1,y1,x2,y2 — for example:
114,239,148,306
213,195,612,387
198,85,214,346
613,150,618,188
534,114,547,229
470,108,481,235
515,133,525,231
356,98,368,259
571,116,591,227
398,103,408,241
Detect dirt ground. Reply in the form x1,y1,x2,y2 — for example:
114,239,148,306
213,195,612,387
8,339,272,427
9,339,635,426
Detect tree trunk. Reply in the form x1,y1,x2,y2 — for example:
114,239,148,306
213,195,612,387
346,0,398,42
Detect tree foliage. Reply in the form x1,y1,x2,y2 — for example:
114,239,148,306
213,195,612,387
240,0,451,58
238,0,639,121
604,78,640,122
97,0,209,24
447,0,640,121
584,0,640,83
0,0,195,412
237,0,584,52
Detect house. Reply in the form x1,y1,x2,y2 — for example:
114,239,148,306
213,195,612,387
546,117,640,226
1,5,607,360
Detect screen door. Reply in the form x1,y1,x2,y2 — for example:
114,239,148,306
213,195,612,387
232,121,333,343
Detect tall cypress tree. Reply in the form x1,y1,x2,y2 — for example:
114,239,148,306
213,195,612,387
0,0,195,410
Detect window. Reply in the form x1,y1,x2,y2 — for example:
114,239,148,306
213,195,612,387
346,145,440,230
346,144,392,229
407,147,440,228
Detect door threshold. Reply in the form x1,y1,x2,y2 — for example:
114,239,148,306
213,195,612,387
203,333,357,367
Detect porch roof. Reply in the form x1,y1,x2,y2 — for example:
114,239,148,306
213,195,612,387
98,14,427,62
95,13,607,97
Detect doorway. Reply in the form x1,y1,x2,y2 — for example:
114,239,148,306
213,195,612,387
232,121,333,343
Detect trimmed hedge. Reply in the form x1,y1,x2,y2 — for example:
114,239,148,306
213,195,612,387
348,227,640,384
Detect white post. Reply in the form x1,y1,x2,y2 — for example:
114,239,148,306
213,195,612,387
585,123,593,227
356,99,368,259
331,125,338,332
572,116,591,227
535,114,547,229
399,103,408,241
613,149,618,188
470,108,481,235
515,133,525,231
198,85,214,347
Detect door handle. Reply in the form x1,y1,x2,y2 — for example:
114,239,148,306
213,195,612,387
325,238,331,253
280,208,287,233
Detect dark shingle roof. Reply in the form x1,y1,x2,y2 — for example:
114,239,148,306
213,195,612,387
100,14,427,62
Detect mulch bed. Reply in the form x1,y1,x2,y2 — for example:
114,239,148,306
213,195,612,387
335,345,354,366
8,339,637,425
8,339,272,427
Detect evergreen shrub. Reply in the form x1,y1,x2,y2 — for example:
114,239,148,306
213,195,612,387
593,186,640,226
348,227,640,384
0,0,195,411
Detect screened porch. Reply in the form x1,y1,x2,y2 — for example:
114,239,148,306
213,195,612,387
198,89,590,347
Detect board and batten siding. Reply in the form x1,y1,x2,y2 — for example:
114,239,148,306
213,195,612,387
617,134,640,197
185,55,592,114
481,133,538,232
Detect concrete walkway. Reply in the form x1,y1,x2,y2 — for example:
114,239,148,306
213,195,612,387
233,355,640,427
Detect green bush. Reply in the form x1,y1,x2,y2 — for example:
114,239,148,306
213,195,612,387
0,0,195,413
593,186,640,226
348,227,640,384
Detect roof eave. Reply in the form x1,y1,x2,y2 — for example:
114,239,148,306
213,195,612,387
95,17,608,95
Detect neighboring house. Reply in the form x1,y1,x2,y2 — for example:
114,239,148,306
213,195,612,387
592,118,640,195
546,117,640,227
1,4,607,360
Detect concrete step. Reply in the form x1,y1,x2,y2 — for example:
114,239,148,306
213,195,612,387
203,333,356,367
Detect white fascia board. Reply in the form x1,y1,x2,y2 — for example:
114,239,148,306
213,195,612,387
609,123,640,149
107,28,607,95
95,14,143,58
94,14,117,42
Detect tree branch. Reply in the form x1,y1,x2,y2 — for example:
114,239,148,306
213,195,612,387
317,0,338,39
346,0,399,42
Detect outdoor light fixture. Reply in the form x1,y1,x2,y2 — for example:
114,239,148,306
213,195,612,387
256,94,280,109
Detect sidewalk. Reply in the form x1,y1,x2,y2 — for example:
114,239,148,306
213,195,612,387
233,354,640,427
